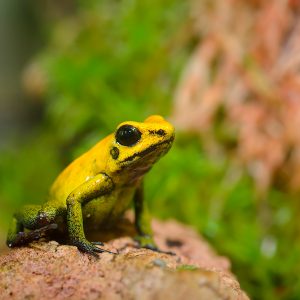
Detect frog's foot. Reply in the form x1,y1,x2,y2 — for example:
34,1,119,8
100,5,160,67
73,239,118,257
8,223,58,247
134,235,176,256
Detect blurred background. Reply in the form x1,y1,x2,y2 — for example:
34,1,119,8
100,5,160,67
1,0,300,299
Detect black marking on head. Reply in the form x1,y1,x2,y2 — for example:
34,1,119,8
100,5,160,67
149,129,166,136
121,136,174,163
116,125,141,147
110,147,119,159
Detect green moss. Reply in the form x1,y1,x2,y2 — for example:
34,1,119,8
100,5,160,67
177,264,198,271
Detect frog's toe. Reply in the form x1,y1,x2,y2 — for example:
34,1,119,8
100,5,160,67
152,248,176,256
141,243,176,256
141,243,158,251
91,241,104,246
75,240,118,256
92,246,118,255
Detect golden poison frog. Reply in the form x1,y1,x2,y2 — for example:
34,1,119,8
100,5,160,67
7,115,175,256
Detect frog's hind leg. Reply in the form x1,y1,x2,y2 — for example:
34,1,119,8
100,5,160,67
6,204,59,248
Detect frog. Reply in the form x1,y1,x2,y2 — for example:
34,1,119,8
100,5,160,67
6,115,175,256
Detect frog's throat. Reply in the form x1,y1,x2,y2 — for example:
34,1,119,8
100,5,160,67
121,136,174,164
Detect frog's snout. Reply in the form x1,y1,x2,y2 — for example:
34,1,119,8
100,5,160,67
144,115,175,141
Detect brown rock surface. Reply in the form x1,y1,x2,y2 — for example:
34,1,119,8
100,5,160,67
0,219,249,300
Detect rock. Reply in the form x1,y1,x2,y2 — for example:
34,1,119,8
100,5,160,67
0,218,249,300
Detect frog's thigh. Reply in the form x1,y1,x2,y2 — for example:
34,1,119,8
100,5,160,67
7,204,58,247
14,204,55,230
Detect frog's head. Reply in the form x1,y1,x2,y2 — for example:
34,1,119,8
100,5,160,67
106,115,175,182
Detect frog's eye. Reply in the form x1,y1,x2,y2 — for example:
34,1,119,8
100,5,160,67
116,125,141,146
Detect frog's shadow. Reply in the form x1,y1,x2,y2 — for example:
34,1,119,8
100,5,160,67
85,216,137,243
50,215,137,245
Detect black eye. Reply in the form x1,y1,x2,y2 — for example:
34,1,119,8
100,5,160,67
116,125,141,146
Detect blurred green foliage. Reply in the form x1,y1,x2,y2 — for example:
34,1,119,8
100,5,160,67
0,1,300,300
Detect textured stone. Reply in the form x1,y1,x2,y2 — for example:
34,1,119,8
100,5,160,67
0,218,249,300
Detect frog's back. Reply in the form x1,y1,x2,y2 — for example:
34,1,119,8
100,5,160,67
48,135,111,206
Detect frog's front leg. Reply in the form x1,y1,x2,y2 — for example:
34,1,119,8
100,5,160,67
134,182,175,255
66,172,115,256
133,182,156,248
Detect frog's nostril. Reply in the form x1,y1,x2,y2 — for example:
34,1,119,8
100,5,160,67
149,129,166,136
157,129,166,136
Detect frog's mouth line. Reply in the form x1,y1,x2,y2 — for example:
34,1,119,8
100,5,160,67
121,136,174,164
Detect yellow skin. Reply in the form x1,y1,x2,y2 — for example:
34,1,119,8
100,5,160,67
7,115,175,256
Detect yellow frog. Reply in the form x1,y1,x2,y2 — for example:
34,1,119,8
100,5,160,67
7,115,175,256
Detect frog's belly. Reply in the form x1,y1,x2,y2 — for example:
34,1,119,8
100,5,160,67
82,188,134,230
